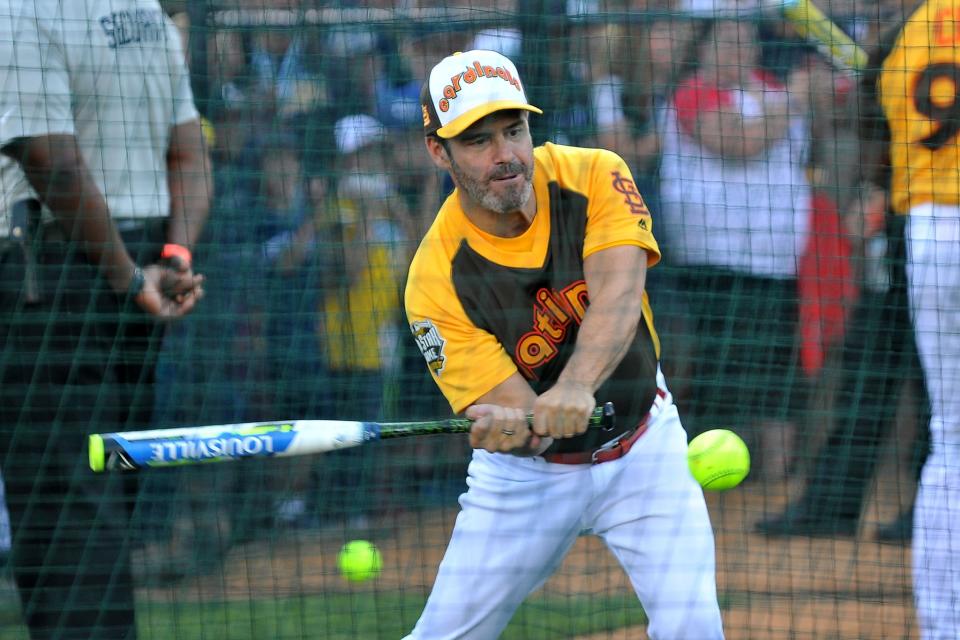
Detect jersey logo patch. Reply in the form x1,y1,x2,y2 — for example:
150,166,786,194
611,171,650,216
411,319,447,376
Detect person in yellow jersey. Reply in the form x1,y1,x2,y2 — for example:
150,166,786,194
865,1,960,635
403,50,723,639
317,114,409,529
323,113,410,394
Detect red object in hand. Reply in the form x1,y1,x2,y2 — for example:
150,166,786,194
160,243,192,267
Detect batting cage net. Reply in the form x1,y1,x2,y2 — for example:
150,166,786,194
0,0,944,638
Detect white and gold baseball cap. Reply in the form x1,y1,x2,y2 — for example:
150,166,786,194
420,50,543,139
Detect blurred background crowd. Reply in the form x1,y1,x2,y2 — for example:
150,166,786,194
92,0,928,581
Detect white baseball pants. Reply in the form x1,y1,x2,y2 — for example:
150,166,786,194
907,203,960,640
404,378,724,640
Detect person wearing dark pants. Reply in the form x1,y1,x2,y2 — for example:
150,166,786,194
0,225,169,635
0,2,210,637
755,214,930,540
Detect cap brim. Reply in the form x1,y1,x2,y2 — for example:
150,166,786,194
435,100,543,139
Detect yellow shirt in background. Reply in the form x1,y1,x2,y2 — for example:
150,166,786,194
322,229,402,372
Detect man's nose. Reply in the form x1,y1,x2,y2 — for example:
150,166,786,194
490,136,516,164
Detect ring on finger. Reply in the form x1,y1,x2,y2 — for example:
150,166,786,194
501,428,515,436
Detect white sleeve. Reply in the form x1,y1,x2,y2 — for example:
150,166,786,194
591,76,626,129
0,2,75,146
163,14,199,126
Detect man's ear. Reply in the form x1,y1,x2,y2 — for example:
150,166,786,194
424,136,451,171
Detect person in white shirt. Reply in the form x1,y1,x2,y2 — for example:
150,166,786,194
0,1,210,637
658,19,812,478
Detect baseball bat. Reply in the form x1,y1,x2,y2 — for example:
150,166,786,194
678,0,868,72
771,0,868,72
89,402,617,472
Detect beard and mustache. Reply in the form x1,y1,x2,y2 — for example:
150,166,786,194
448,157,534,216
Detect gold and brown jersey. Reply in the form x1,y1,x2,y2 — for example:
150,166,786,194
405,143,661,449
879,0,960,214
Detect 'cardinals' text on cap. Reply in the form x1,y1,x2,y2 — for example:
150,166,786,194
420,50,542,139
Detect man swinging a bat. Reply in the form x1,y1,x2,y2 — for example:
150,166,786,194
402,50,724,639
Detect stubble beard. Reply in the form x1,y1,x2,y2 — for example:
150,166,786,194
450,158,534,216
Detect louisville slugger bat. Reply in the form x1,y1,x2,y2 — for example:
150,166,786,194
89,402,617,472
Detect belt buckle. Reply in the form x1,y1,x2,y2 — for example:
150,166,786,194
591,431,629,463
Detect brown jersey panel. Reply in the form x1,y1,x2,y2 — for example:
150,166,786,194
451,183,658,452
405,143,660,442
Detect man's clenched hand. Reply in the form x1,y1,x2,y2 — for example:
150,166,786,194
466,404,551,455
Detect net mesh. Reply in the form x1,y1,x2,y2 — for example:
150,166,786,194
0,0,938,638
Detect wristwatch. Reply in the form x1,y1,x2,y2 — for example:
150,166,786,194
128,266,145,298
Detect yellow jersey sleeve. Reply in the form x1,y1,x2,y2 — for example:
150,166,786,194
581,149,661,265
405,238,518,414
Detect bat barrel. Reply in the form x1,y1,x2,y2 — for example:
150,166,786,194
92,431,282,471
89,420,370,472
777,0,868,71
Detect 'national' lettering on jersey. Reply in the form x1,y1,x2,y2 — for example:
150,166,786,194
515,282,589,378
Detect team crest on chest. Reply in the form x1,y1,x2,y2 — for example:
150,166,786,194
411,319,447,376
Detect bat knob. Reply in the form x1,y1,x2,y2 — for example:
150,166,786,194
600,402,616,431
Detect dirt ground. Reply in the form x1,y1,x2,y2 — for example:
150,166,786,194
140,461,917,640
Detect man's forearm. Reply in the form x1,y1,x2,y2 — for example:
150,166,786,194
556,296,642,393
166,120,212,248
3,134,136,292
557,249,647,392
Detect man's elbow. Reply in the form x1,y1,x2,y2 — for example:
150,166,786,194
167,121,209,171
5,135,85,195
627,296,645,327
602,290,644,328
5,135,63,171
